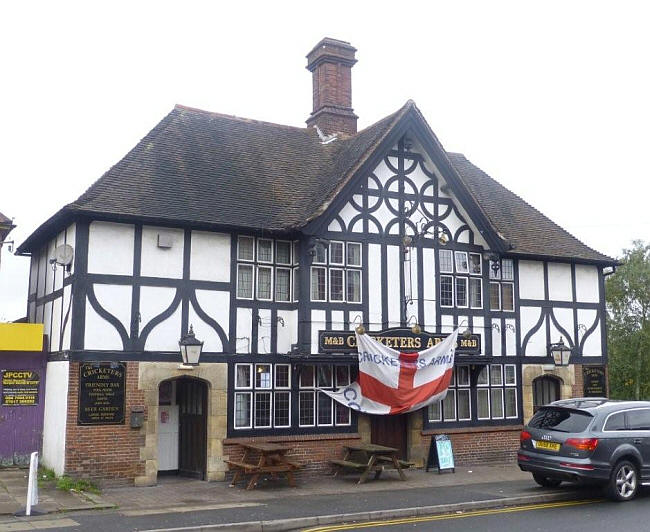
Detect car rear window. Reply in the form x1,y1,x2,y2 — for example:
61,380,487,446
627,409,650,430
528,407,592,432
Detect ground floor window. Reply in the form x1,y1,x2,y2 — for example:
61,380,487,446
298,364,352,427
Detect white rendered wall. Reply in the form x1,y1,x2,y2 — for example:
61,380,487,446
547,263,572,302
190,231,230,282
277,310,297,354
367,244,382,327
141,226,184,279
518,261,545,300
311,310,326,353
41,361,69,476
87,221,134,275
575,265,600,303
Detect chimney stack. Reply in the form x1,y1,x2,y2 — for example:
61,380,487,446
306,38,358,136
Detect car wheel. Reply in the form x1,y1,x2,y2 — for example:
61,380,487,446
532,473,562,488
606,460,638,502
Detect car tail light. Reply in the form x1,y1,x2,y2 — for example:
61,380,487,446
565,438,599,452
520,430,532,444
560,462,595,470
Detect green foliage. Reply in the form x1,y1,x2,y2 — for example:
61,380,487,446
56,475,100,494
606,241,650,400
37,466,56,488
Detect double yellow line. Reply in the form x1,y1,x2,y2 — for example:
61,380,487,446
302,499,602,531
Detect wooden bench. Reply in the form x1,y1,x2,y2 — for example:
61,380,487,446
226,442,301,490
376,456,415,468
330,459,371,471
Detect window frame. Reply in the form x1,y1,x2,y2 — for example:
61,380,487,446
329,241,345,266
311,266,327,302
276,240,292,266
329,267,345,302
440,275,454,308
455,276,469,308
274,266,291,302
236,263,255,300
256,265,273,301
347,242,362,267
439,249,453,273
257,238,274,264
237,236,255,262
346,269,362,303
455,251,469,274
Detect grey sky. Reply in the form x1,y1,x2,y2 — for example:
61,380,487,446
1,0,648,321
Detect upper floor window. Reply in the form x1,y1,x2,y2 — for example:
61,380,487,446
311,241,362,303
237,236,298,302
489,258,515,312
439,250,482,309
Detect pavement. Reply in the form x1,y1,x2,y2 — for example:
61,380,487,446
0,463,604,531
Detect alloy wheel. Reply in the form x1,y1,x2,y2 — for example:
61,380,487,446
615,464,637,499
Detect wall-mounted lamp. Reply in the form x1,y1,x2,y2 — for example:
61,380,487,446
352,315,365,335
406,315,421,334
549,337,571,366
179,325,203,367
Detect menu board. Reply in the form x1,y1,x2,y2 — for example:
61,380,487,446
78,362,125,425
426,434,455,474
583,366,607,397
1,370,40,406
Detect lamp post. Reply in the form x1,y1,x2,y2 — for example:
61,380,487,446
179,325,203,367
549,337,571,366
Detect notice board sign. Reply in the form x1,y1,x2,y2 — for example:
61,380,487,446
78,362,126,425
1,370,40,406
426,434,455,474
583,366,607,397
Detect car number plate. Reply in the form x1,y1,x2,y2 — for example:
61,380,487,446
534,440,560,452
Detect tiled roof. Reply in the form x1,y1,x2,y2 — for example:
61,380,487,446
18,103,614,264
0,211,12,226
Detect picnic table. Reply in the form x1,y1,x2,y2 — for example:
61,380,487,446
330,442,413,484
225,442,301,490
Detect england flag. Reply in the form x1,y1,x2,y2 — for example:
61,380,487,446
322,329,459,415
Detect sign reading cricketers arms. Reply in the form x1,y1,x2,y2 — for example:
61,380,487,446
319,328,481,355
78,362,126,425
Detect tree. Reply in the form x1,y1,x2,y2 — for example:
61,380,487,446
606,240,650,400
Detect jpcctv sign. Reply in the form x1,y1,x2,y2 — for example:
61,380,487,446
318,328,481,355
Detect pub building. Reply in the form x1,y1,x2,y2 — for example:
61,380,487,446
16,38,614,485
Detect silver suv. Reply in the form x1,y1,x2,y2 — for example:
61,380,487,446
518,398,650,501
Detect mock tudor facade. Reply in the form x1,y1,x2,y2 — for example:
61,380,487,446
18,38,615,485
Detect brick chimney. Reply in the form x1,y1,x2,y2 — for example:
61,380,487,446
306,38,358,136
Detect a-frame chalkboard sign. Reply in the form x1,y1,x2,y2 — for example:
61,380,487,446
426,434,455,474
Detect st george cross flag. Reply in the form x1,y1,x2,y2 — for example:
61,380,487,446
322,329,459,415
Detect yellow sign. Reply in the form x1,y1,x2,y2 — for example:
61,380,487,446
0,323,44,352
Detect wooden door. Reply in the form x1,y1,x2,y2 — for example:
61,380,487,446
370,414,408,459
177,378,207,479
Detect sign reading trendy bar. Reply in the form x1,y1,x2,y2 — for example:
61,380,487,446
319,328,481,355
78,362,126,425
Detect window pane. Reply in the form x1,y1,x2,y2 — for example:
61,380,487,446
505,388,517,418
439,250,453,273
276,241,291,265
274,392,290,427
254,392,271,427
275,268,290,301
311,267,326,300
455,252,469,273
258,239,273,262
458,389,471,420
490,365,503,386
300,365,314,388
477,366,489,385
440,276,453,306
317,365,333,387
347,242,361,266
237,265,253,298
330,242,344,264
443,389,456,421
257,267,272,299
336,402,351,425
335,366,350,387
604,412,626,431
313,243,327,264
293,241,299,265
330,269,344,301
505,365,516,385
428,401,441,422
489,282,501,310
347,270,361,303
255,364,272,388
627,409,650,430
470,278,482,308
299,391,315,426
234,393,251,428
275,365,290,388
457,365,470,386
491,388,504,419
293,267,299,301
489,260,501,279
501,259,514,281
456,277,468,307
318,392,333,425
477,389,490,419
469,253,482,275
235,364,251,388
238,236,254,261
502,283,514,311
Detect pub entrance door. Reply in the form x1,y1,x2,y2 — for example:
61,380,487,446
176,378,208,479
370,414,408,459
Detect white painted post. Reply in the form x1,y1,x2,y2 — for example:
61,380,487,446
25,451,38,516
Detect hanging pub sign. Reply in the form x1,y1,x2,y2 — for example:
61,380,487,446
78,362,126,425
1,370,40,406
583,366,607,397
319,328,481,355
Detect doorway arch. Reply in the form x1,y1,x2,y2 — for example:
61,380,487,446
532,376,561,413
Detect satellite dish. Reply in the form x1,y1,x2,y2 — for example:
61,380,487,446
53,244,74,267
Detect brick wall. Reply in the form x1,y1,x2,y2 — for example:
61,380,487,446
224,433,362,479
65,362,146,486
419,426,522,465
